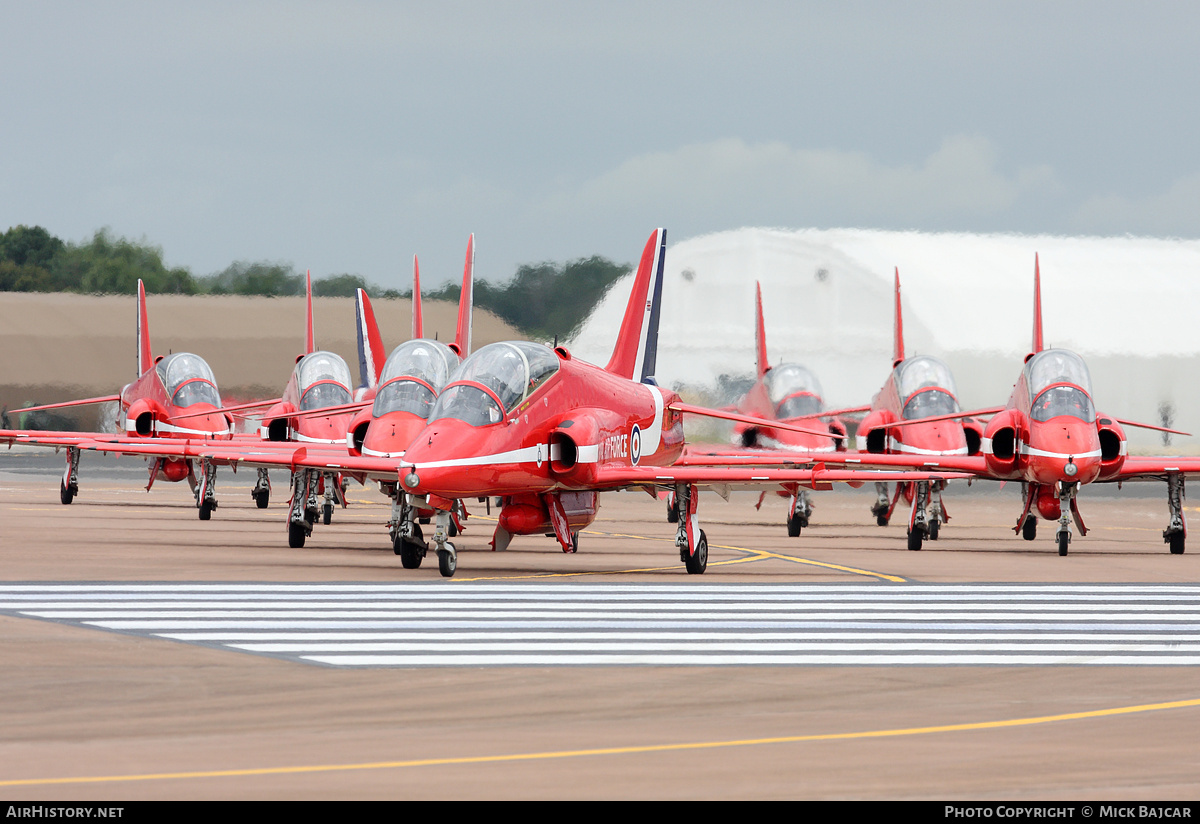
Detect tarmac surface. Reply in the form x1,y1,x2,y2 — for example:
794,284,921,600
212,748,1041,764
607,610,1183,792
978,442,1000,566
1,452,1199,800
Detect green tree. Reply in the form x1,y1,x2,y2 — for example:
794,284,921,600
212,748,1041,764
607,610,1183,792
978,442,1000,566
48,229,197,294
199,261,302,296
0,225,64,292
426,255,629,339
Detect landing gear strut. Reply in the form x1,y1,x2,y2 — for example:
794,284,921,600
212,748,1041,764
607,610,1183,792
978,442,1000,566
786,491,812,537
1055,482,1080,556
251,468,271,509
871,482,889,526
674,483,708,574
433,509,456,577
390,492,427,569
287,469,318,548
906,480,931,550
1164,473,1186,555
60,447,80,504
195,458,217,520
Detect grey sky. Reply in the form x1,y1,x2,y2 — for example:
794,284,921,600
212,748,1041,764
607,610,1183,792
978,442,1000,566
2,1,1198,290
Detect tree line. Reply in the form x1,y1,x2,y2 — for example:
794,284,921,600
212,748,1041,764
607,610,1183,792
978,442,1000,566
0,225,629,339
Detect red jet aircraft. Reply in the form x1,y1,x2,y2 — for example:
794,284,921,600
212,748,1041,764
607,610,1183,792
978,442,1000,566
6,280,234,517
844,256,1196,555
678,281,864,536
373,230,966,576
340,235,475,558
853,269,984,549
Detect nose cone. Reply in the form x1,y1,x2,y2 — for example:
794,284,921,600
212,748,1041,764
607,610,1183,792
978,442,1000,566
1027,421,1102,485
360,411,427,458
402,418,552,498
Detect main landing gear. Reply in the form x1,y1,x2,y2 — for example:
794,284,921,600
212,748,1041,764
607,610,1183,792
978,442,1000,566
673,483,708,574
251,468,271,509
871,482,890,527
193,458,218,521
286,469,320,548
390,492,428,569
1164,473,1186,555
906,480,943,551
60,447,80,504
786,491,812,537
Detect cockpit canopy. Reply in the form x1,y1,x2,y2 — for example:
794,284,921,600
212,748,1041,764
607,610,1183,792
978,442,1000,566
1026,349,1095,423
765,363,825,419
429,341,560,427
896,356,960,421
1026,349,1093,397
156,352,221,408
296,351,353,411
372,339,459,419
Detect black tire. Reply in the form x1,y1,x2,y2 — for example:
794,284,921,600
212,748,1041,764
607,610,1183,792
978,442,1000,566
684,529,708,574
418,517,431,525
907,529,923,551
1057,531,1069,556
786,513,802,537
448,519,458,538
198,501,213,521
397,537,424,569
438,543,457,578
928,520,940,541
288,521,306,548
570,532,579,553
1022,516,1037,541
876,514,888,527
255,489,269,509
323,503,332,525
667,503,678,524
1169,533,1185,555
60,481,74,505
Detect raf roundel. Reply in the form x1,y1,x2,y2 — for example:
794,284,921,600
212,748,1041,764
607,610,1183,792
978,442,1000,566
630,424,642,465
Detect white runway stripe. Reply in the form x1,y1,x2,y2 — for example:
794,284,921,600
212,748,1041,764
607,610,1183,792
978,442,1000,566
3,583,1200,668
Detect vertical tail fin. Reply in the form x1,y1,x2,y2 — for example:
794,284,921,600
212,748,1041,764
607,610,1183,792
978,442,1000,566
412,255,423,339
355,288,386,390
605,228,667,383
304,269,315,354
892,267,905,367
754,281,770,378
453,234,474,357
1031,253,1045,357
136,279,152,376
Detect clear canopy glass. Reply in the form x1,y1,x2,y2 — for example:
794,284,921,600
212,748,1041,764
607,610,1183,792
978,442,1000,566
372,340,459,419
764,364,824,406
296,352,353,411
1025,349,1093,397
902,389,959,420
1031,386,1096,423
157,353,221,408
895,356,958,399
378,339,458,392
429,342,560,426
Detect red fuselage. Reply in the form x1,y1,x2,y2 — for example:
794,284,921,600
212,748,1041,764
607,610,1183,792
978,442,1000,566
401,349,685,500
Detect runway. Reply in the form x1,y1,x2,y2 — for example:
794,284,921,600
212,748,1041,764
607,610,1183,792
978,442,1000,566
6,582,1200,668
2,465,1200,799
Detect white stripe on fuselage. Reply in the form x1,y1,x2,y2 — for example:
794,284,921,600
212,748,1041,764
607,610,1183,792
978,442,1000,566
887,437,967,456
410,387,665,472
128,419,231,437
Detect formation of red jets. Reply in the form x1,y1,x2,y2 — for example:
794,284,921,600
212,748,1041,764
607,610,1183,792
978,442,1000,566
4,230,1198,576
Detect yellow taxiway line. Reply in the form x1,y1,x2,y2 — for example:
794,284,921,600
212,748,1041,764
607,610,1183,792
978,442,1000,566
4,696,1199,788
